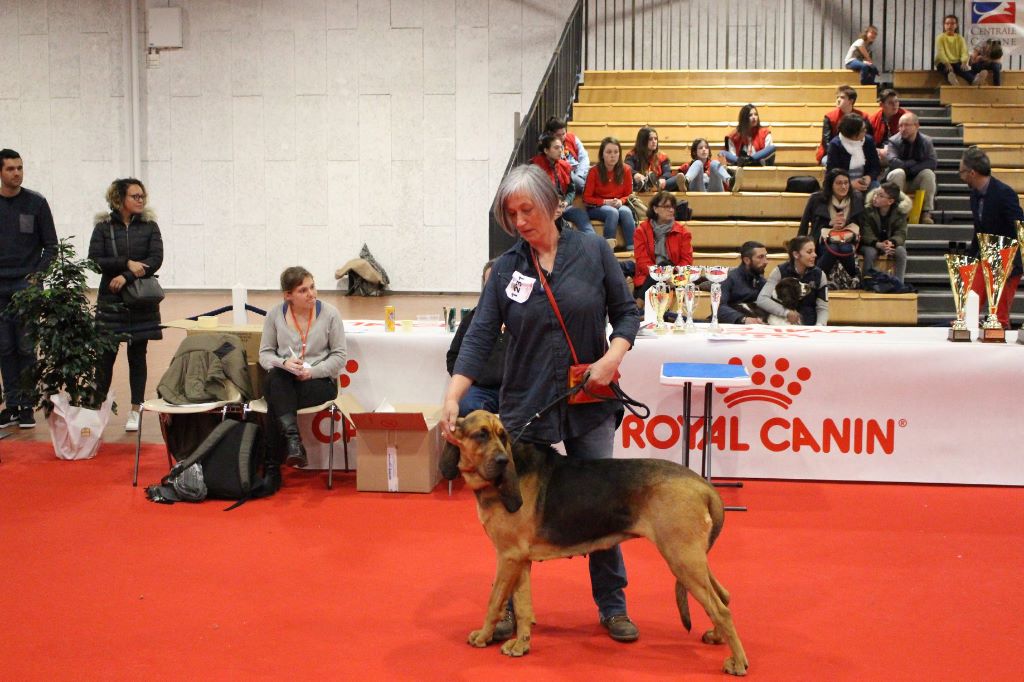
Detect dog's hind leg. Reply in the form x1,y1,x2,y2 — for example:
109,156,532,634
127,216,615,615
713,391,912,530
660,543,748,676
469,556,527,649
501,562,534,657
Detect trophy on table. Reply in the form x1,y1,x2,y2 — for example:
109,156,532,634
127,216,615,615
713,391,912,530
647,265,674,333
670,266,689,331
705,265,729,333
944,242,978,342
1016,222,1024,345
977,232,1019,343
677,265,703,332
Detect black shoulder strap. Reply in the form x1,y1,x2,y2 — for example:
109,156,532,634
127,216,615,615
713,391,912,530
167,419,238,478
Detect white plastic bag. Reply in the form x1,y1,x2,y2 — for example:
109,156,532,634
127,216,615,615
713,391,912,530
48,392,114,460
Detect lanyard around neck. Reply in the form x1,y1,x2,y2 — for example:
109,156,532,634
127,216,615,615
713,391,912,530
290,305,314,359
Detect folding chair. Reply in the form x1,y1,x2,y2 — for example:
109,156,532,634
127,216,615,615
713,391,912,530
132,381,245,486
244,391,356,490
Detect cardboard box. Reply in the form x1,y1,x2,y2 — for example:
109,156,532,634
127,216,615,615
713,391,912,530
351,405,443,493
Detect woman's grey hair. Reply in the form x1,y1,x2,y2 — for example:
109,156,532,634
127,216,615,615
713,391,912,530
492,165,560,237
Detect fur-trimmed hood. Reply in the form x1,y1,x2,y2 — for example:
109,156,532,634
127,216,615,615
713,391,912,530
94,207,157,225
865,187,912,216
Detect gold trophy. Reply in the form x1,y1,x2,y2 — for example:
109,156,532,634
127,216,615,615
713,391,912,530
647,265,673,333
977,232,1019,343
944,249,978,342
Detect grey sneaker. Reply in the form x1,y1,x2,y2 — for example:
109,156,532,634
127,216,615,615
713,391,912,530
946,69,959,86
601,614,639,642
492,607,515,641
974,70,988,87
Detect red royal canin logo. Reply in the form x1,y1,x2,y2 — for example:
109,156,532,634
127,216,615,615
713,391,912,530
715,354,811,410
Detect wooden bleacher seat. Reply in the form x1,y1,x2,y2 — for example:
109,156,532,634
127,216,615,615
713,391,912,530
949,104,1024,124
584,69,856,87
577,84,839,105
572,103,838,124
894,70,1024,90
962,124,1024,145
939,85,1024,106
572,121,822,144
577,141,819,165
686,291,918,325
686,220,797,249
732,167,824,192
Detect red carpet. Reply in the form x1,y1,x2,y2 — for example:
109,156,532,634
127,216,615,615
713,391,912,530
1,440,1022,681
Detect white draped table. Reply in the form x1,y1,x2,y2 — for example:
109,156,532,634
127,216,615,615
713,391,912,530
339,320,1024,486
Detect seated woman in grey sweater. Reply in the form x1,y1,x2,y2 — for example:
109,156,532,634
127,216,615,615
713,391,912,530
259,266,347,472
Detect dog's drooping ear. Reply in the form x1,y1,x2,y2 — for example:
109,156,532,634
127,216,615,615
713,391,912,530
497,460,523,513
439,441,461,480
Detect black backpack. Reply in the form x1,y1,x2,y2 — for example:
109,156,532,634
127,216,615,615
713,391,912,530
146,420,275,509
785,176,821,193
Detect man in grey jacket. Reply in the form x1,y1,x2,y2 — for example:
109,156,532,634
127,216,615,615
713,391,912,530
881,113,938,224
0,149,58,429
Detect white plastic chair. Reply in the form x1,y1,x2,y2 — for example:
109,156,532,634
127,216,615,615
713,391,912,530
132,382,245,486
244,392,355,490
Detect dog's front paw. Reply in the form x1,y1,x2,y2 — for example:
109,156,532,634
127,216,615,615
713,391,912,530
500,634,531,657
723,655,748,676
467,629,492,647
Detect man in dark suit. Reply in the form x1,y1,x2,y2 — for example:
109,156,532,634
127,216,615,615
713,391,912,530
960,146,1024,329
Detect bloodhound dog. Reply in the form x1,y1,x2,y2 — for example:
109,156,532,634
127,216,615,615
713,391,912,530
441,410,748,676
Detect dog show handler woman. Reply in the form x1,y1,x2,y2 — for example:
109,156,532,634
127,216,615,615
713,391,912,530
757,235,829,326
444,164,641,643
259,266,346,475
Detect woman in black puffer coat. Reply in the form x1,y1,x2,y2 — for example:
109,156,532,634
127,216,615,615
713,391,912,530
88,178,164,432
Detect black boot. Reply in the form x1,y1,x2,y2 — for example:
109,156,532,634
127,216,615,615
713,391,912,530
279,414,307,469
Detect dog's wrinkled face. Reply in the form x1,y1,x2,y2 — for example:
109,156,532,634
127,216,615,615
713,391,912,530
439,410,522,513
774,277,810,310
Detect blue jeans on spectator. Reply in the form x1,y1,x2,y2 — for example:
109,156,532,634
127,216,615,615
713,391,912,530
846,59,878,85
562,414,628,620
562,206,595,234
458,384,500,417
586,205,636,250
684,160,730,192
971,61,1002,86
0,280,37,409
722,144,777,165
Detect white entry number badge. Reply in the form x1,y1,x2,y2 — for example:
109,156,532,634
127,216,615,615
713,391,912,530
506,271,536,303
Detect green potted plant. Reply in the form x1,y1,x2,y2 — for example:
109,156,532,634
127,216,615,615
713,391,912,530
9,238,121,459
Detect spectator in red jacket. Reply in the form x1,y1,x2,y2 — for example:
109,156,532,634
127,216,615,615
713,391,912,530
724,104,776,166
584,137,636,250
869,89,908,154
531,133,595,234
817,85,866,164
632,191,693,300
625,126,678,191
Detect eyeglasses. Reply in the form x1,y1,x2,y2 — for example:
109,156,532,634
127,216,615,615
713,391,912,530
128,193,147,201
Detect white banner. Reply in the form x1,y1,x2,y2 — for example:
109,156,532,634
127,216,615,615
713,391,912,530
337,321,1024,486
968,2,1024,54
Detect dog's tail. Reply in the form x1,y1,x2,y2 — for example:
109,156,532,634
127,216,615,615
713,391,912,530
675,572,731,632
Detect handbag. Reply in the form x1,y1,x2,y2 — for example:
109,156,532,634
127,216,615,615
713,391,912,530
529,250,619,404
823,228,859,257
108,223,164,307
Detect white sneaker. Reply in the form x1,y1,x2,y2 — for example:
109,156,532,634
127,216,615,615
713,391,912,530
974,71,988,87
125,410,140,432
946,70,959,86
